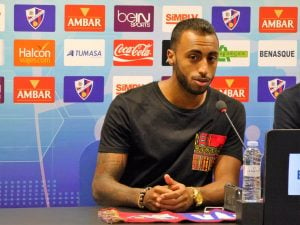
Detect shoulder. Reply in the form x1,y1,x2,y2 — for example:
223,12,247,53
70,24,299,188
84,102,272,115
277,83,300,102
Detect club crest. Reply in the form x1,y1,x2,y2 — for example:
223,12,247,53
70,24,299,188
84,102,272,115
75,78,93,100
268,78,286,99
222,9,240,31
26,7,45,30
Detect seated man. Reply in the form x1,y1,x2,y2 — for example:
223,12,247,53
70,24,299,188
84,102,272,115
273,83,300,129
92,18,246,212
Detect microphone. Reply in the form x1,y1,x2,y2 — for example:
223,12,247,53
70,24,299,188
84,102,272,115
216,100,247,149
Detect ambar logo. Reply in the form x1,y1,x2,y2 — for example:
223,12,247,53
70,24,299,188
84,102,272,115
259,7,298,33
14,77,55,103
211,76,249,102
14,40,55,66
65,5,105,32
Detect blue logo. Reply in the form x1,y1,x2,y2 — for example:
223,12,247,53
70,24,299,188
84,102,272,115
297,170,300,180
64,76,104,102
212,6,250,32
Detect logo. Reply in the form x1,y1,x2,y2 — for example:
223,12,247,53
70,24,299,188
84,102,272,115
258,40,297,67
14,4,55,32
14,77,55,103
64,76,104,102
0,77,4,103
162,40,170,66
212,7,250,32
259,7,298,33
211,76,249,102
0,39,3,65
65,5,105,32
14,40,55,66
218,40,250,66
0,4,5,32
64,39,105,66
112,76,153,99
288,154,300,195
162,6,202,32
113,40,153,66
114,5,154,32
257,76,296,102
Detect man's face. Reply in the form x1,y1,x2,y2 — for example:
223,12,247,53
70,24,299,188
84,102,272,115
167,30,219,95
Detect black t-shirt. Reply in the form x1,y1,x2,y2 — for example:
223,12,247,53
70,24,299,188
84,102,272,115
274,83,300,129
99,82,245,188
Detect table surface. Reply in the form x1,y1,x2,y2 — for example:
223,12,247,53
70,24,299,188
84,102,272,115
0,206,237,225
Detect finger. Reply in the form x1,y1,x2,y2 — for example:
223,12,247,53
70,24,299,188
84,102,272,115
164,174,177,186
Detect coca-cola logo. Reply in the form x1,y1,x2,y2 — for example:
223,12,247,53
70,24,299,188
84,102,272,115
113,40,153,66
114,43,152,57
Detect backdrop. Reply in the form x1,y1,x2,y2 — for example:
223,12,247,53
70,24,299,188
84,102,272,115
0,0,299,208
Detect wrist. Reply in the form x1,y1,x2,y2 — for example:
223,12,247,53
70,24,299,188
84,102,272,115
137,187,151,209
190,187,203,208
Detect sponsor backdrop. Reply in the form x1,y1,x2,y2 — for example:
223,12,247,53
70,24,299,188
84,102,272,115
0,0,299,208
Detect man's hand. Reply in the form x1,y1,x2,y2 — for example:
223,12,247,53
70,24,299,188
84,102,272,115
156,174,194,212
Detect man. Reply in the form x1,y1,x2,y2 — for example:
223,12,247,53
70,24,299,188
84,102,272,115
273,83,300,129
92,18,245,212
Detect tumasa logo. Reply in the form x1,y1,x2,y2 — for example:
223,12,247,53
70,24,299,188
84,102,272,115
258,40,297,67
14,40,55,67
114,5,154,32
211,76,249,102
65,5,105,32
212,7,250,32
257,76,296,102
14,4,55,32
64,76,104,102
64,39,105,66
259,7,298,33
218,40,250,67
0,77,4,103
14,77,55,103
0,4,5,32
113,40,153,66
112,76,153,99
162,5,202,32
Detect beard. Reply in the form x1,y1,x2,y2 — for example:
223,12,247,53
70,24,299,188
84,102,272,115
174,64,211,95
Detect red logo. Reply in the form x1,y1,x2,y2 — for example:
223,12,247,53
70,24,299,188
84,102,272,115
259,7,298,33
211,76,249,102
113,40,153,66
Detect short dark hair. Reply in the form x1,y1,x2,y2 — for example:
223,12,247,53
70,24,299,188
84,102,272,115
170,18,217,50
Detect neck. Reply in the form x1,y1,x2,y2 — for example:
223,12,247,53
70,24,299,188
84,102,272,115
158,78,207,109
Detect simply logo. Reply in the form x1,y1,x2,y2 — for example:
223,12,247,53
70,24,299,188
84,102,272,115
258,40,297,67
64,39,105,66
211,76,249,102
259,7,298,33
0,4,5,32
14,77,55,103
114,5,154,32
162,5,202,32
64,76,104,102
212,7,250,32
14,40,55,66
257,76,296,102
0,77,4,103
65,5,105,32
14,4,55,32
113,40,153,66
218,40,250,66
112,76,153,99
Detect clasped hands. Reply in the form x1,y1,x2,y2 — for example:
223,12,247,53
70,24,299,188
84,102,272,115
142,174,194,212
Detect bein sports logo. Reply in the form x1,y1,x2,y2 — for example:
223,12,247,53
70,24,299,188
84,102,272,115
114,5,154,32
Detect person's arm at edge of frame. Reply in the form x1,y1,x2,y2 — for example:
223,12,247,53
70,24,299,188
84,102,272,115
92,152,142,208
197,154,242,206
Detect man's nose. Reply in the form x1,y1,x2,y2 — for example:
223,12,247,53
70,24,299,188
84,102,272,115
197,59,208,76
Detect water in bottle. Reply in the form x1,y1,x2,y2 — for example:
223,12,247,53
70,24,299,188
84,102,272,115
242,140,262,202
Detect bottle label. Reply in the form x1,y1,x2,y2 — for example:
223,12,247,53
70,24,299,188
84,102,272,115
243,165,261,177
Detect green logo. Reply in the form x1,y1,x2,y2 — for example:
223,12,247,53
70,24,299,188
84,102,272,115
218,45,248,62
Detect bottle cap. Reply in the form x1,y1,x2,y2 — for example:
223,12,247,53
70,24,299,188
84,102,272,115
247,140,259,147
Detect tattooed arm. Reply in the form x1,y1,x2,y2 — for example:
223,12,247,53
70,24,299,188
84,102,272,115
92,152,142,207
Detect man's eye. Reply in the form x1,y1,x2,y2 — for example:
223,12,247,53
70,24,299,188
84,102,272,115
190,55,199,60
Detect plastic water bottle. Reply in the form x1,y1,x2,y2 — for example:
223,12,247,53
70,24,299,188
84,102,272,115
242,141,262,202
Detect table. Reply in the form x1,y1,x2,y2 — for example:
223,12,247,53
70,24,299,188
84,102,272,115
0,206,237,225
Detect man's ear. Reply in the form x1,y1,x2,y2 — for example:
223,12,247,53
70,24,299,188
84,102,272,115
166,49,175,65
